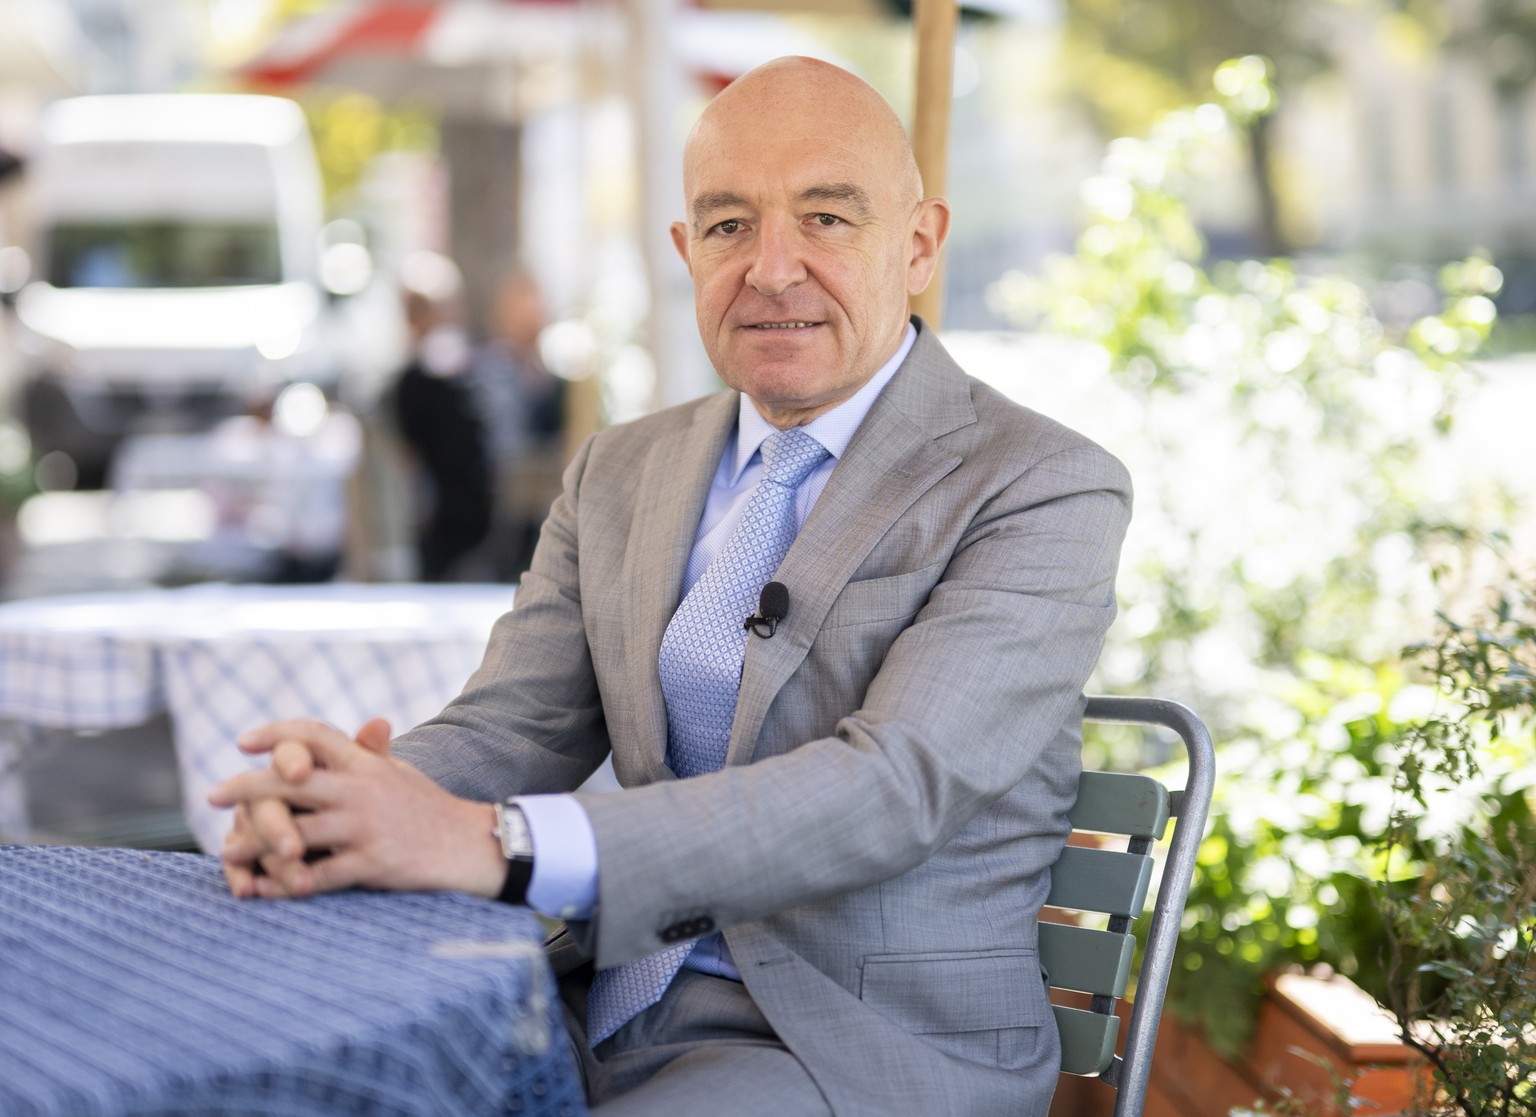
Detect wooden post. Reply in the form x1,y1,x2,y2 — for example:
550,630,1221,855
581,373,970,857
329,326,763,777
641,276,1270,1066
910,0,955,329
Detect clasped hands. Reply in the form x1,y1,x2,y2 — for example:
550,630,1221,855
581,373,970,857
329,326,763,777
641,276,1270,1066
208,718,505,901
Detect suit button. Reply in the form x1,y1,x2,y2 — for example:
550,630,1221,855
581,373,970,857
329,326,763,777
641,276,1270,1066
660,926,684,943
693,917,715,934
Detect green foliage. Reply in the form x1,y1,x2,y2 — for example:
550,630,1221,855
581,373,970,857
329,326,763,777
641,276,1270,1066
993,60,1526,1062
1150,658,1407,1056
1376,583,1536,1117
1050,2,1495,250
1055,0,1329,137
1382,838,1536,1116
298,93,437,207
1226,590,1536,1105
1408,580,1536,759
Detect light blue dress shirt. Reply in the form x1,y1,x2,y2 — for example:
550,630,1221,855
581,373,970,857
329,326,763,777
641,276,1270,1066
512,324,918,950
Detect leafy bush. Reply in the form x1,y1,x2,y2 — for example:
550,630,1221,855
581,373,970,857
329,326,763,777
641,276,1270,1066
1377,582,1536,1116
1228,583,1536,1117
989,56,1525,1056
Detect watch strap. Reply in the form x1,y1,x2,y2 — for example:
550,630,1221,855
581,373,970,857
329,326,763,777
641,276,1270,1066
492,802,535,907
495,855,534,906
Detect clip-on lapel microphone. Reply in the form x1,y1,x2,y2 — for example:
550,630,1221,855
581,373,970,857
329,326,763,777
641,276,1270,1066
744,581,789,638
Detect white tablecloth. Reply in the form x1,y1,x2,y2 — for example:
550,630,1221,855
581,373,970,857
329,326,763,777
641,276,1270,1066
0,583,515,852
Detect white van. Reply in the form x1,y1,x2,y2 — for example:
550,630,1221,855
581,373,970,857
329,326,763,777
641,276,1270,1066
9,94,339,485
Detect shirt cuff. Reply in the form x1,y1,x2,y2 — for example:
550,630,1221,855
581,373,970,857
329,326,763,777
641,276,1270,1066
511,794,599,922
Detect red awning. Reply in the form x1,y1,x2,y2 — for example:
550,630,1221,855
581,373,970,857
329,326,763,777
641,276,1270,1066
240,0,849,97
242,0,590,91
244,1,439,88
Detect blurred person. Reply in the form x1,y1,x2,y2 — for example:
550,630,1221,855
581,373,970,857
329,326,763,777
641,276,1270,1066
211,58,1131,1117
465,271,565,579
389,252,491,582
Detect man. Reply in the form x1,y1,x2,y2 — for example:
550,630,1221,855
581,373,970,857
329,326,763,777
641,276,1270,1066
212,57,1132,1116
465,270,565,578
390,251,493,580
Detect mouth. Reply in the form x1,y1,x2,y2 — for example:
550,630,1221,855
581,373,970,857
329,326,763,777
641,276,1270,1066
745,321,821,330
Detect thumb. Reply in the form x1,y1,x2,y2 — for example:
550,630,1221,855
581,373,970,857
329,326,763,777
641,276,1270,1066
355,717,393,755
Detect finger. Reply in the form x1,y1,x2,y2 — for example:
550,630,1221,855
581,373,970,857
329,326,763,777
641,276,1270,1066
304,849,373,895
222,802,257,852
237,719,362,770
251,796,306,862
257,850,316,898
208,767,335,810
220,806,268,866
220,807,261,899
221,802,264,863
272,739,315,784
253,866,303,899
223,856,259,900
354,717,393,756
290,809,352,853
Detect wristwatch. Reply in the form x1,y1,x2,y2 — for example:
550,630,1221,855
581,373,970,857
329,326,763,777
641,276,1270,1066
492,801,535,906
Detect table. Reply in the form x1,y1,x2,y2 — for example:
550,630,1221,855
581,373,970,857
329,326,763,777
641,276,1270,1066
0,845,586,1117
0,583,516,852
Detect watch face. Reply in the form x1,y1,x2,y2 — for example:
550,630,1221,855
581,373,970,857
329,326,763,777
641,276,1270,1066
496,803,534,860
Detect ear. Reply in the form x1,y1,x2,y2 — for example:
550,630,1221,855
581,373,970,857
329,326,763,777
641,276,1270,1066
905,197,951,296
670,221,692,275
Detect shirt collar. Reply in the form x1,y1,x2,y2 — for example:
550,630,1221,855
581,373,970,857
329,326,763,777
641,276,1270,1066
729,321,918,484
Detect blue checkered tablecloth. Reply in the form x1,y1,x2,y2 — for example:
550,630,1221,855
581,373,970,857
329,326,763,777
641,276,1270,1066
0,845,587,1117
0,583,515,851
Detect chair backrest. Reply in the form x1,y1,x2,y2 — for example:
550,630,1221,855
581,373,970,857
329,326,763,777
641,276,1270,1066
1043,695,1216,1117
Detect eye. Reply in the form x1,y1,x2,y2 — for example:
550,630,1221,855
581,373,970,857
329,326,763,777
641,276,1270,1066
812,213,841,227
712,219,743,236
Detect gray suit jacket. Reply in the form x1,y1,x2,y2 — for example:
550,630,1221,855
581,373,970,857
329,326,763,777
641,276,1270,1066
394,320,1132,1116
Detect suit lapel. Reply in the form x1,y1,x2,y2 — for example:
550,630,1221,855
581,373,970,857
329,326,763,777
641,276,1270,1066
726,321,977,766
621,390,738,780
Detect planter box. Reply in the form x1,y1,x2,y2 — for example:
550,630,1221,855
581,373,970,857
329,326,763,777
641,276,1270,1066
1050,973,1427,1117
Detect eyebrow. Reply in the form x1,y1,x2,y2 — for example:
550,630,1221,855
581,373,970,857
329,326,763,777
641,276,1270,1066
692,191,748,225
797,182,873,217
690,182,875,226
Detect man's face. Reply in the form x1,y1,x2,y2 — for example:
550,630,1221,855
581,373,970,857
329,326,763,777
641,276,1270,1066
671,76,946,428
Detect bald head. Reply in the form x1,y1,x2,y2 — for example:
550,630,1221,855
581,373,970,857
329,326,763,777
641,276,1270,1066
684,57,924,210
669,55,949,428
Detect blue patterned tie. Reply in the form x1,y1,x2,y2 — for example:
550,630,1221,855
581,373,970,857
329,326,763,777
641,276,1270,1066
585,426,830,1047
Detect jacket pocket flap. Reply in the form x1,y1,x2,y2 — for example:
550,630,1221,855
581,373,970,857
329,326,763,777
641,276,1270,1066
859,948,1047,1034
821,562,944,629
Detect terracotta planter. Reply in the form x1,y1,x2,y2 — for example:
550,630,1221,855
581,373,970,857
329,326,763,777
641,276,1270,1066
1049,973,1428,1117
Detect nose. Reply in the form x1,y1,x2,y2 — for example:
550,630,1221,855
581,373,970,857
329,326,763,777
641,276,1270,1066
744,217,807,296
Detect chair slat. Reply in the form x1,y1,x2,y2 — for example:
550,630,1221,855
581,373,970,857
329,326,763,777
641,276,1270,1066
1053,1004,1120,1076
1068,771,1170,840
1046,846,1153,918
1039,922,1135,997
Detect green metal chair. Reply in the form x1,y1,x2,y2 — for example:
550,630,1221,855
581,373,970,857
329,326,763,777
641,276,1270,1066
1043,696,1216,1117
